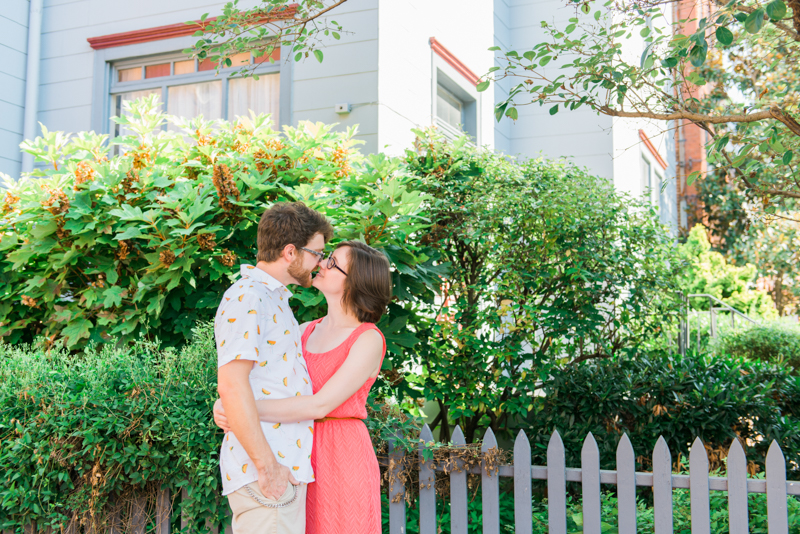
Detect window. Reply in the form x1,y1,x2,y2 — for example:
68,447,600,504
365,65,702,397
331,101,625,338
640,154,652,199
436,84,463,132
110,50,281,140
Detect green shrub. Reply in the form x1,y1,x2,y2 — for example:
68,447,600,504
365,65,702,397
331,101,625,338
0,322,416,531
1,96,437,359
716,321,800,371
405,130,683,443
515,350,800,478
678,224,776,318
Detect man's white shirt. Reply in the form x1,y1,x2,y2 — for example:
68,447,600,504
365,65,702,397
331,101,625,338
215,264,314,496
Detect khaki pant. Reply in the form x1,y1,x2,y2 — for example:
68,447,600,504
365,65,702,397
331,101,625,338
227,482,306,534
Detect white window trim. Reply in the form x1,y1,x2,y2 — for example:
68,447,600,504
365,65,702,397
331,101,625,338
430,52,481,146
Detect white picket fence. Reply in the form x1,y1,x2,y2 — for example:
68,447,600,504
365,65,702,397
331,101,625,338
386,424,800,534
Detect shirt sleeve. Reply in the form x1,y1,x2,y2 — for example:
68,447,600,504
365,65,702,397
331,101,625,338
215,292,262,368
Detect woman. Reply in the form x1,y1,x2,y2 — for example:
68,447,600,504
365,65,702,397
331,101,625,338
213,240,392,534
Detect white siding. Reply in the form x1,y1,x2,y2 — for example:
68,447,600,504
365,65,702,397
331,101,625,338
0,0,29,178
376,0,495,156
292,0,379,154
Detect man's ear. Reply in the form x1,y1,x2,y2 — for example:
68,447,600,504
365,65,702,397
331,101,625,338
281,243,296,263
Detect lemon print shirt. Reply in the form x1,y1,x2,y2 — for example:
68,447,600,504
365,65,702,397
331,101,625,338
215,264,314,496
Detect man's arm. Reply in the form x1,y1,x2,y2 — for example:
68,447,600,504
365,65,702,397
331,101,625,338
218,360,298,499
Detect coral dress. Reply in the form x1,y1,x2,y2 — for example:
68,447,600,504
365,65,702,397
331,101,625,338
302,319,385,534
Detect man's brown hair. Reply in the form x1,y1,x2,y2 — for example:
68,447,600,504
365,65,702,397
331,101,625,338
257,202,333,263
338,241,392,324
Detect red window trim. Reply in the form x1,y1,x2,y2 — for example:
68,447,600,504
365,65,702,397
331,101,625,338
639,129,668,170
87,5,298,50
429,37,479,87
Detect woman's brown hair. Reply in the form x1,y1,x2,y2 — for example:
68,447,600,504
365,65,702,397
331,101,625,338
337,241,392,324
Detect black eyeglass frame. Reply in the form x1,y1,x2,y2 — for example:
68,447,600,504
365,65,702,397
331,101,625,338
325,251,348,276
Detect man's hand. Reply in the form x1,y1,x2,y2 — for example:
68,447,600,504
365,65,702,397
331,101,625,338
213,398,231,432
258,461,300,500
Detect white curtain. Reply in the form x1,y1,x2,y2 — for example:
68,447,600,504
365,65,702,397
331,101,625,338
167,81,223,131
228,73,280,126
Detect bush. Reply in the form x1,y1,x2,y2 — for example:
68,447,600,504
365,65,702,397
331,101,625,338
1,96,438,360
515,350,800,478
0,323,415,531
405,130,683,443
678,224,776,318
716,321,800,371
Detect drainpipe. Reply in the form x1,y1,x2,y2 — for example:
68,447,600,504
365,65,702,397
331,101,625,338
21,0,44,175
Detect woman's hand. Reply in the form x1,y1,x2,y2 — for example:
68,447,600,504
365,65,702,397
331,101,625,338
213,398,232,432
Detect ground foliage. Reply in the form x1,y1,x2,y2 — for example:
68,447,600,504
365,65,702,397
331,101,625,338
716,321,800,370
405,130,683,443
3,96,441,384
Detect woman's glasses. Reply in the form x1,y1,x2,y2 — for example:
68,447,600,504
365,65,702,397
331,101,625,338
299,247,348,276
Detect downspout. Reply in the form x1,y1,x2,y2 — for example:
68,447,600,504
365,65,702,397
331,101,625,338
21,0,44,175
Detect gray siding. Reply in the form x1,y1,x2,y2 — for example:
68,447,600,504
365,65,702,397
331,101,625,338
0,0,29,178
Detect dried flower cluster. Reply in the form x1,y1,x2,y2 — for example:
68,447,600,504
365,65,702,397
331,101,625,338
159,249,176,266
74,161,97,190
254,138,289,176
212,164,240,213
217,248,237,267
120,169,139,194
197,233,217,251
2,191,20,214
331,146,352,178
125,144,152,171
21,295,38,308
40,185,70,216
116,240,131,261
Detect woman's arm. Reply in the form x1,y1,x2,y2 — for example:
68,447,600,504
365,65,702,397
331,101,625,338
213,329,383,427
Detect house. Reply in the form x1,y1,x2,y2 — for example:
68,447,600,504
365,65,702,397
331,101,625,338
1,0,684,232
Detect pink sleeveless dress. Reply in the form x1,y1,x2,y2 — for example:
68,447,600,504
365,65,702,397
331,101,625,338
302,319,385,534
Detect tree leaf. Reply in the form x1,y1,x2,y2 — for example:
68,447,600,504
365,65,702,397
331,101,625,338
313,49,324,63
744,9,766,34
476,80,491,92
783,150,794,165
581,3,590,14
715,26,733,46
766,0,787,20
549,104,559,115
689,44,708,67
539,56,552,67
566,24,577,34
506,107,519,120
661,57,679,68
294,52,302,62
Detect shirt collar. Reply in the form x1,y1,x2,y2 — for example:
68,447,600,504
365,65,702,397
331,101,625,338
240,264,293,297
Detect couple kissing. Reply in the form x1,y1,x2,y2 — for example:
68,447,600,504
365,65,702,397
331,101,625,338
212,202,390,534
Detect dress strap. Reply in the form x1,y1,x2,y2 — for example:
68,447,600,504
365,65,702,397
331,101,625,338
301,317,325,346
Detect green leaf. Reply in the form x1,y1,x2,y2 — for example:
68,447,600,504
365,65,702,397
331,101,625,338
581,3,590,13
594,10,602,21
488,46,501,51
715,26,733,46
689,44,708,67
523,51,536,61
661,57,679,68
506,107,519,120
744,9,766,34
549,104,559,115
686,171,700,185
294,52,302,62
332,32,341,40
539,56,552,67
766,0,787,20
313,49,324,63
476,80,491,92
783,150,793,165
565,24,577,34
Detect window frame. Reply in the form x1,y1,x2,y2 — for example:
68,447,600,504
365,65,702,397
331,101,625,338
430,53,481,145
90,36,292,136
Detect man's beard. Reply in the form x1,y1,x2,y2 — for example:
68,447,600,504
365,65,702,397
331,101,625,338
288,257,314,288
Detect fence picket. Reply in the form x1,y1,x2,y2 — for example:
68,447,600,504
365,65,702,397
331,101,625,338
23,523,35,534
180,487,188,533
581,433,601,534
653,437,673,534
131,495,147,534
616,434,637,534
156,488,170,534
547,431,567,534
481,428,500,534
388,435,407,534
766,441,788,533
419,425,437,534
727,439,749,534
450,426,468,534
514,430,532,534
689,437,710,534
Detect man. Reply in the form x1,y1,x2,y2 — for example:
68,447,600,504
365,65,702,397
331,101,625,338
215,201,332,534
